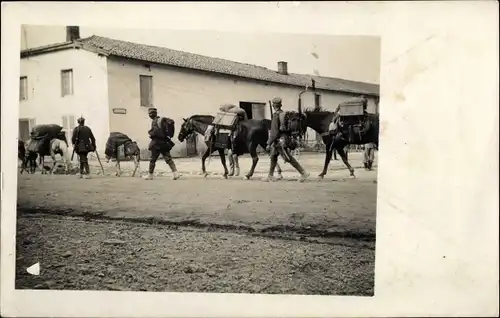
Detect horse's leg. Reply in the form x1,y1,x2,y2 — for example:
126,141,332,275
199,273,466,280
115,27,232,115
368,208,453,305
318,144,333,179
337,146,355,177
115,157,121,177
50,153,57,174
63,148,71,174
200,147,211,178
218,149,229,179
227,149,235,176
131,155,140,177
232,153,240,176
244,143,259,180
40,155,45,174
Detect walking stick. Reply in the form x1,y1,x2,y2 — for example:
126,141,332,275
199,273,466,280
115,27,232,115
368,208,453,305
94,149,105,175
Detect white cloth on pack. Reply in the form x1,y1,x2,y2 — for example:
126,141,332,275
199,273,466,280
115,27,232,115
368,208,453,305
328,121,337,132
205,125,215,142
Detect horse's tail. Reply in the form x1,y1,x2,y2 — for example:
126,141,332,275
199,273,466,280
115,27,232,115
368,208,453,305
61,133,69,147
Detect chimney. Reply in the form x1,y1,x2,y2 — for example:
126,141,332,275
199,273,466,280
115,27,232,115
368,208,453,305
277,61,288,75
66,26,80,42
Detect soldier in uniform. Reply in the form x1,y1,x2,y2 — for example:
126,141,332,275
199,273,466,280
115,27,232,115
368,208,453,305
71,116,96,179
363,142,376,170
265,97,310,182
144,107,180,180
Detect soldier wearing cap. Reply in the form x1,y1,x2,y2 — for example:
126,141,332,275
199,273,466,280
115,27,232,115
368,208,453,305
144,107,180,180
71,116,96,179
265,97,310,182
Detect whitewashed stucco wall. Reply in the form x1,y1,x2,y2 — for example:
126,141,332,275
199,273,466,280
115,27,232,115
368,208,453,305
19,49,110,153
106,57,376,157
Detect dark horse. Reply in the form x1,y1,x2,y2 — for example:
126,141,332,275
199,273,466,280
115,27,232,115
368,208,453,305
178,114,283,180
290,108,379,178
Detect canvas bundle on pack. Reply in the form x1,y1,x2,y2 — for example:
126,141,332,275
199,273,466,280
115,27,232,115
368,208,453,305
337,97,365,117
336,97,369,143
31,124,65,140
27,124,65,154
213,104,241,131
208,104,242,149
105,132,133,159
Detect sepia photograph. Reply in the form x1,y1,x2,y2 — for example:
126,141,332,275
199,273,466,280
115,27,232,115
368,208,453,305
2,1,499,317
15,24,381,295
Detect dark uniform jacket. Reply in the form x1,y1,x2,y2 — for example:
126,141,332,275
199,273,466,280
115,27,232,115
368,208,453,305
267,109,287,146
72,125,96,153
148,116,172,151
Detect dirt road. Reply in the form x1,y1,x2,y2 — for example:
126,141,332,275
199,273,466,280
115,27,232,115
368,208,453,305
16,153,378,295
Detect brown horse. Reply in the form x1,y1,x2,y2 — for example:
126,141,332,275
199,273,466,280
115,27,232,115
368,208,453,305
178,114,283,180
289,108,379,178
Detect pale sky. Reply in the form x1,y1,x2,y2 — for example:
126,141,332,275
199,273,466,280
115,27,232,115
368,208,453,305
21,25,381,84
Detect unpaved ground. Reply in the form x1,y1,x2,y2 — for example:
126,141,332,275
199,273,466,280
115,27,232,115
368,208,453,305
16,152,378,295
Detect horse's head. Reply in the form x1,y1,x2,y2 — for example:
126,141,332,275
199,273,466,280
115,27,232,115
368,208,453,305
178,117,196,143
178,115,214,142
303,108,336,134
285,111,308,138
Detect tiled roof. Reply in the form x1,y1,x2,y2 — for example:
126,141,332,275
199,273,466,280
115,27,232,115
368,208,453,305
22,35,379,96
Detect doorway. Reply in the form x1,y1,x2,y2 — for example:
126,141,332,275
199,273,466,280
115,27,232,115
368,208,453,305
19,119,31,142
239,101,267,120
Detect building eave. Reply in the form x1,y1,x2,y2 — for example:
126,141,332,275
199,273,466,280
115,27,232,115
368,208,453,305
105,54,379,97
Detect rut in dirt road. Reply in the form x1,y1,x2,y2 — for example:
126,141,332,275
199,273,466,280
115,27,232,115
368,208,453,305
18,207,376,244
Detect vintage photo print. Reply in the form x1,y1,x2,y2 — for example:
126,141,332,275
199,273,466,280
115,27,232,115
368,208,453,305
15,24,380,295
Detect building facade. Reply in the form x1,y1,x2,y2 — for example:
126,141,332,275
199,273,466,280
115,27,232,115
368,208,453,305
19,28,380,158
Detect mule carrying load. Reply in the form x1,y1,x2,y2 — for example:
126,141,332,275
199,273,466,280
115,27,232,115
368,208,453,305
332,96,370,144
105,132,138,160
27,124,67,155
207,104,247,149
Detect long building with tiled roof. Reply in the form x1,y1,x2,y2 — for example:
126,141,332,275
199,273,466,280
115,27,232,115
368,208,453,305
21,35,379,97
20,28,380,157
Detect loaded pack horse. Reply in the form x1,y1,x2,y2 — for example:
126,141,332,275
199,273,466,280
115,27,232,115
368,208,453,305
24,134,72,174
288,107,379,178
104,132,141,177
178,115,283,180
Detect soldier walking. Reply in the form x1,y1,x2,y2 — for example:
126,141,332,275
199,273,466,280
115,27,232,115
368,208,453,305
265,97,310,182
144,107,180,180
363,142,376,170
71,116,96,179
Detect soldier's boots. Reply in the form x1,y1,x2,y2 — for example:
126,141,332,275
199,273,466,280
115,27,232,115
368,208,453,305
262,174,276,182
298,171,310,183
167,161,180,180
172,171,180,180
143,173,154,180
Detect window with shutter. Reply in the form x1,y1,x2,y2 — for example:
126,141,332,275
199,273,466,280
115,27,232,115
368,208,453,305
19,120,30,142
20,76,28,101
61,69,74,97
314,93,321,109
251,103,266,120
68,115,76,143
62,116,69,130
28,118,36,132
140,75,153,107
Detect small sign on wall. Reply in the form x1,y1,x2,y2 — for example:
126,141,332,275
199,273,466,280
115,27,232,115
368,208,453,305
113,108,127,114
